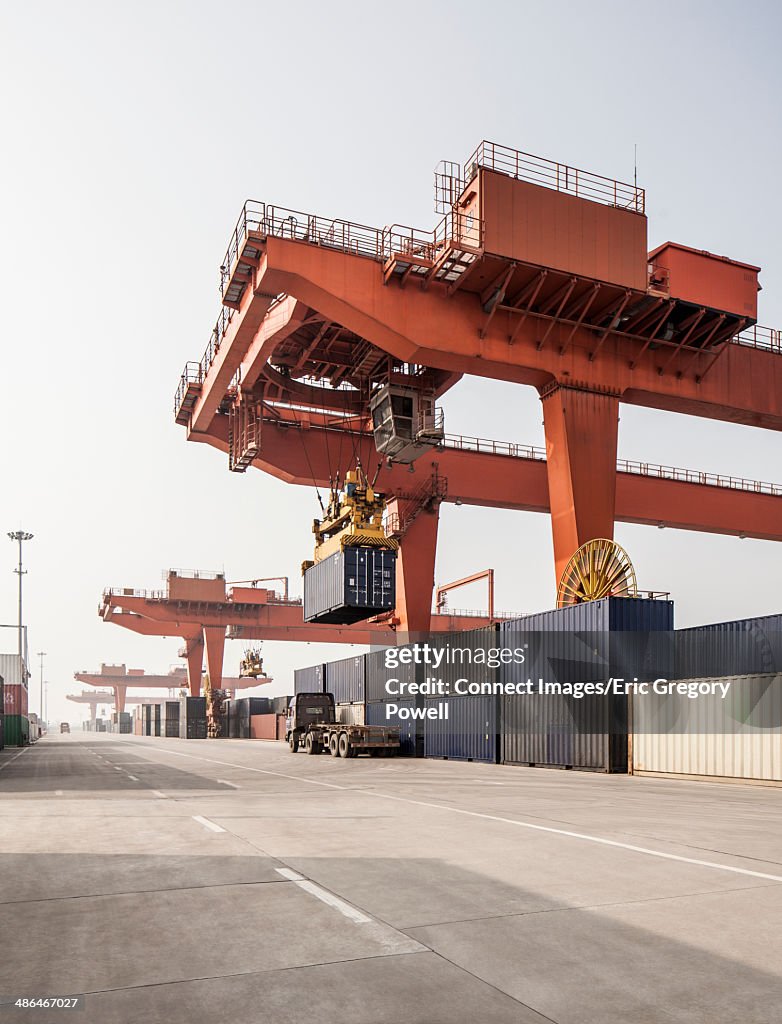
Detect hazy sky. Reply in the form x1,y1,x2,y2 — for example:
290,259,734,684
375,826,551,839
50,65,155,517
1,1,780,723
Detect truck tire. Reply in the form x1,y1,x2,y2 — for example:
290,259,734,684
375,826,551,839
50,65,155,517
329,734,339,757
305,733,317,755
289,734,299,753
338,733,351,759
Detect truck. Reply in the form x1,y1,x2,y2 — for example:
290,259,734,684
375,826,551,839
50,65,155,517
286,692,400,758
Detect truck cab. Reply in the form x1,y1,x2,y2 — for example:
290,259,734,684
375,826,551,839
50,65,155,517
286,692,335,750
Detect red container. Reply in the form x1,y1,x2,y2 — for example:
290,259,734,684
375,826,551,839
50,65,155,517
250,713,278,740
4,683,28,716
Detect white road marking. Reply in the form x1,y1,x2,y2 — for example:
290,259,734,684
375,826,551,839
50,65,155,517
217,779,240,789
152,791,167,799
132,746,345,790
55,790,63,796
192,815,225,833
127,775,139,782
0,749,28,772
141,744,782,887
113,766,122,771
275,868,371,923
372,792,782,886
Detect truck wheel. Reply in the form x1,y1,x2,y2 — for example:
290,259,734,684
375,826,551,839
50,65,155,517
338,733,351,759
369,749,381,758
289,734,299,753
305,733,317,755
329,734,339,757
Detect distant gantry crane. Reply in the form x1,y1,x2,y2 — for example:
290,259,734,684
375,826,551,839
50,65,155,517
170,137,781,628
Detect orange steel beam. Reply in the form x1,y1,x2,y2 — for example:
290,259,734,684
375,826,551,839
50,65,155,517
203,237,781,431
191,418,782,542
99,587,505,694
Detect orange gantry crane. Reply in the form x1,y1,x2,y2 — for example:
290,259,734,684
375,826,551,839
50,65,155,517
170,139,780,628
73,662,265,713
99,570,509,694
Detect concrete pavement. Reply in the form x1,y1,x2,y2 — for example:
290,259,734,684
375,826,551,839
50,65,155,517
0,734,780,1022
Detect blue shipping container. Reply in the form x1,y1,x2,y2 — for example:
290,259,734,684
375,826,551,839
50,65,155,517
325,656,366,705
294,664,325,695
424,695,498,763
304,547,397,624
675,615,782,680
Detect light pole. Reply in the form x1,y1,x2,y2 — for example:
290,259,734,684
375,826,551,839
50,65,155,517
37,651,46,722
7,531,34,662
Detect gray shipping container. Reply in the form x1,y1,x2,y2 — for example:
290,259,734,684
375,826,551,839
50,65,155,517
501,597,674,686
325,656,366,705
502,690,627,771
366,647,418,703
303,547,397,624
675,615,782,680
633,674,782,782
424,695,498,763
294,664,325,695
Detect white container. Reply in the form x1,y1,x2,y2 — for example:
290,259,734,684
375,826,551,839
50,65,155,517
0,654,29,687
335,703,365,727
632,674,782,783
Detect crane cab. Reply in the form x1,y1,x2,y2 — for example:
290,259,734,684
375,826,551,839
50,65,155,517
369,385,444,464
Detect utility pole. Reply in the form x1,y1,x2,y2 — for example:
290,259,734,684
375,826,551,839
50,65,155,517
7,531,34,662
37,651,46,722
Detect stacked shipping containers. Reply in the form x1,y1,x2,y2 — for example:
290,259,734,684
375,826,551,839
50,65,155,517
326,656,366,726
366,647,421,756
0,655,30,746
634,614,782,783
422,626,500,763
501,598,673,772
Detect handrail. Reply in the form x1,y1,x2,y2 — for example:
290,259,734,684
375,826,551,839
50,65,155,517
732,324,782,354
462,140,645,214
219,201,484,301
617,460,782,496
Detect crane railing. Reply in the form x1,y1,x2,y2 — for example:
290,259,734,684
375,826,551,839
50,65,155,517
731,324,782,354
461,140,645,213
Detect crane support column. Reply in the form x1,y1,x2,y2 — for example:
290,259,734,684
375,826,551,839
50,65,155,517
202,627,226,693
394,506,440,635
113,684,127,715
541,384,620,583
185,639,204,697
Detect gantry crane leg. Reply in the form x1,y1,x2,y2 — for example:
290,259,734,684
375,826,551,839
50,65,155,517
541,385,620,583
394,506,440,634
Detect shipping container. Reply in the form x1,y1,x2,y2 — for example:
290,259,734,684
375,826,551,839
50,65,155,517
366,646,418,703
153,704,161,737
502,690,627,772
501,597,674,687
184,718,207,739
424,695,498,763
250,713,279,740
0,655,29,687
303,547,397,624
294,664,326,695
3,683,28,717
632,674,782,783
675,615,782,680
365,699,419,756
271,695,293,716
180,697,207,739
335,702,365,726
498,598,671,773
0,715,4,750
325,656,366,705
4,714,29,747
